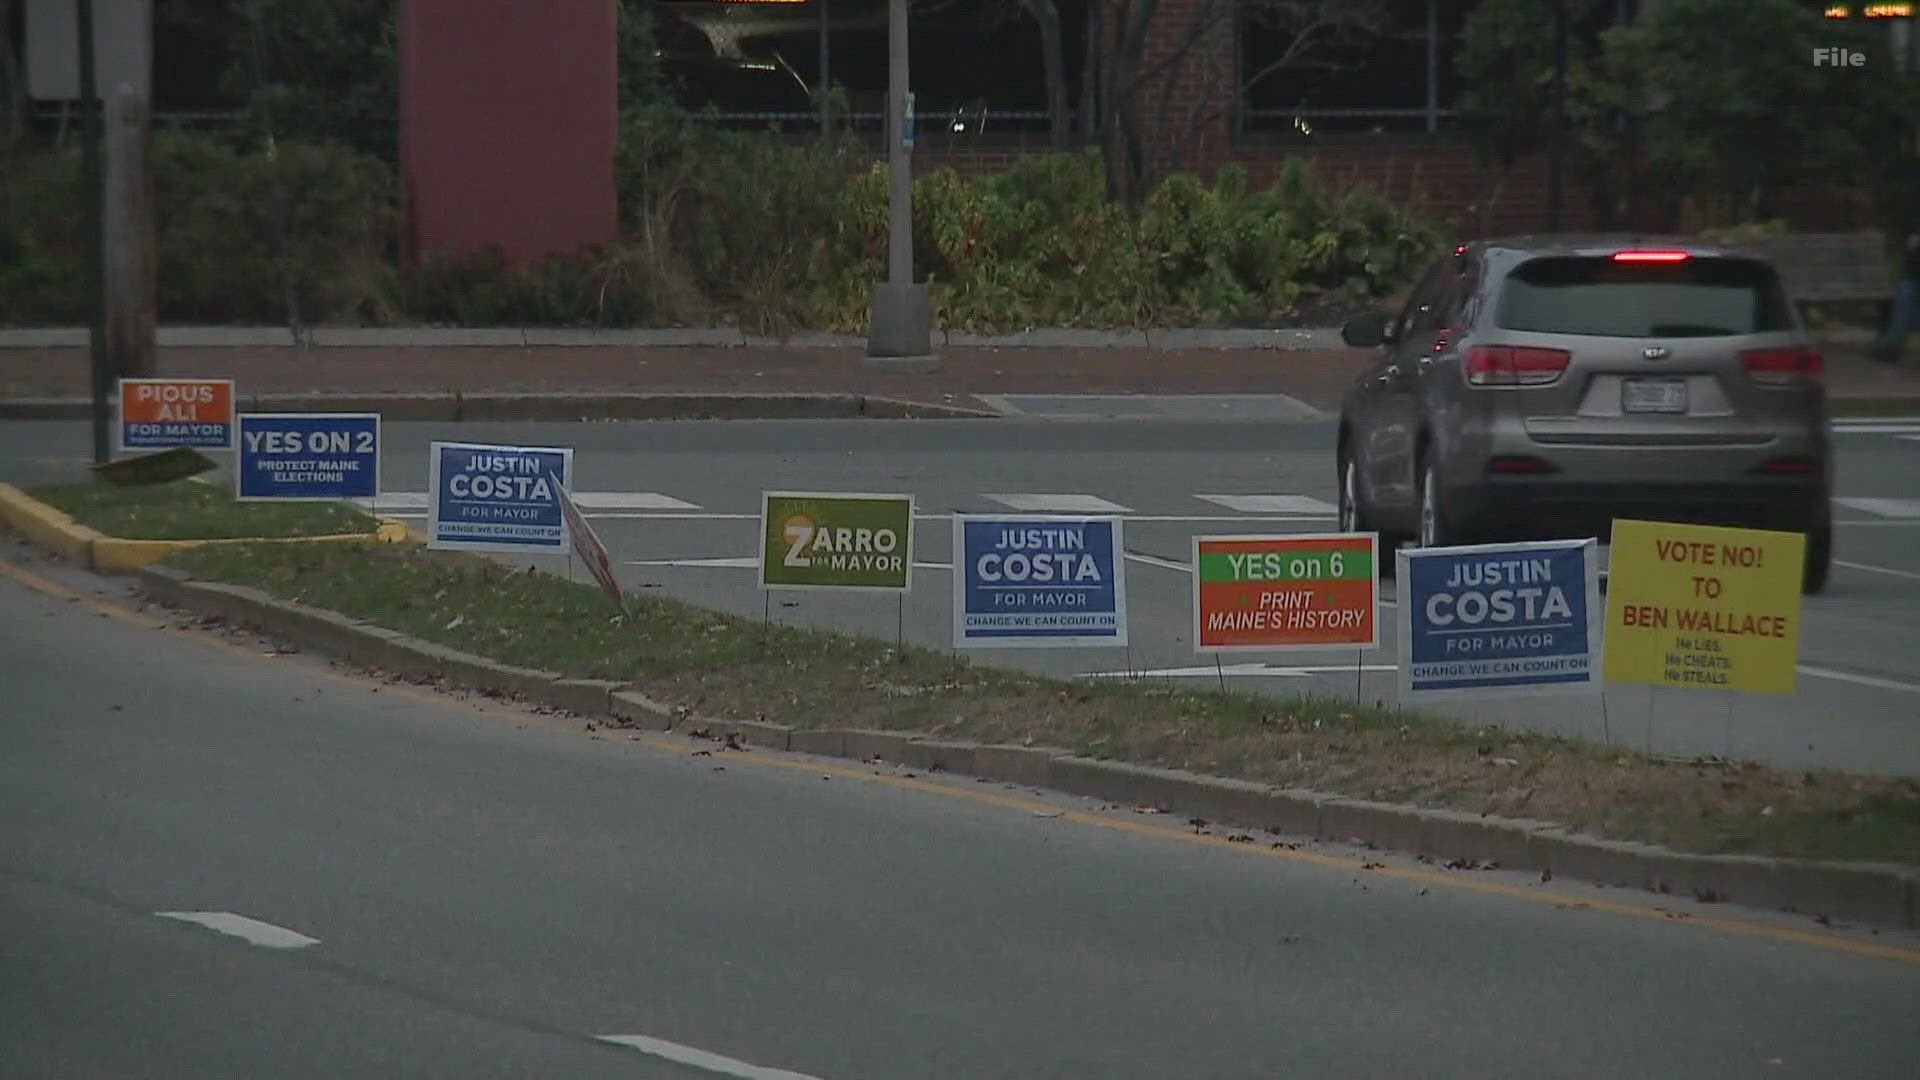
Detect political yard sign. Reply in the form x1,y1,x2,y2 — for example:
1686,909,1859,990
760,492,914,591
953,516,1127,648
1192,533,1378,652
118,378,234,451
235,414,380,501
1602,520,1804,696
553,474,623,609
1397,540,1601,700
427,442,574,553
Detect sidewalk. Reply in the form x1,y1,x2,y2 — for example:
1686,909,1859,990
2,328,1915,419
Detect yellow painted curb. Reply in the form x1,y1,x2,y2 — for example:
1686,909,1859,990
0,483,106,563
0,483,415,572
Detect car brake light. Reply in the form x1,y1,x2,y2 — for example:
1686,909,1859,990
1464,345,1570,387
1741,346,1823,386
1612,250,1690,263
1754,457,1816,475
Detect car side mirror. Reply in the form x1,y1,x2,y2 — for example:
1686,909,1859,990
1341,312,1393,349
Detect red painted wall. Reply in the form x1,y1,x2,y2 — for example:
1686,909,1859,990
399,0,617,265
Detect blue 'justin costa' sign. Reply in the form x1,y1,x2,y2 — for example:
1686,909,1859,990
428,441,574,553
235,413,380,501
1396,539,1601,699
952,516,1127,648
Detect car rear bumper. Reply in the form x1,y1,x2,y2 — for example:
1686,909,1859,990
1443,476,1829,540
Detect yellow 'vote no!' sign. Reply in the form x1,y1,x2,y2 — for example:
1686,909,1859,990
1601,520,1805,696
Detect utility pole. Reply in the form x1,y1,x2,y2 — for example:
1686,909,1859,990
76,0,109,464
1547,0,1569,233
817,0,830,134
864,0,932,363
104,80,155,381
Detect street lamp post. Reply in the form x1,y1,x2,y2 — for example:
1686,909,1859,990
76,0,110,464
1547,0,1569,233
865,0,933,363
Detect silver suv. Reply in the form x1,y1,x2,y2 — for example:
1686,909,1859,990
1337,236,1832,593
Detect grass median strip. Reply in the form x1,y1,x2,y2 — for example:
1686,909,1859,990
32,479,377,540
169,540,1920,866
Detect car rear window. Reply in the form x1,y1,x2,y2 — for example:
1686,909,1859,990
1495,256,1794,338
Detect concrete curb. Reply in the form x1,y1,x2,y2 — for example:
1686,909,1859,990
0,483,106,563
104,563,1920,931
0,326,1353,350
0,392,1001,423
0,483,412,571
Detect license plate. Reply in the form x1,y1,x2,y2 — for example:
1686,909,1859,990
1622,378,1687,414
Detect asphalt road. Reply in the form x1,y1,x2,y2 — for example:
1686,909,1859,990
3,550,1918,1079
4,409,1918,776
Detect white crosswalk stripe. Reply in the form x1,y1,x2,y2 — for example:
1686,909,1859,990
983,493,1133,513
1835,498,1920,519
363,491,701,511
1194,494,1337,515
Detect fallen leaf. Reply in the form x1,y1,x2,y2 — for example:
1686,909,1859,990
445,615,465,630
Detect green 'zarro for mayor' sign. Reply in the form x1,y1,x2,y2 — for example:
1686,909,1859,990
760,491,916,591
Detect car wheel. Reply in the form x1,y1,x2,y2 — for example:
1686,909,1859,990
1802,523,1831,595
1417,458,1454,549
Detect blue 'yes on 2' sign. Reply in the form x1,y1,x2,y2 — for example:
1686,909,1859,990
1397,539,1600,699
427,441,574,553
235,414,380,501
952,516,1128,648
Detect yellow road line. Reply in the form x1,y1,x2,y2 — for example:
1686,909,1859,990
4,554,1916,967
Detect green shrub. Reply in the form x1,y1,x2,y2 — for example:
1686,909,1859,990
0,148,90,325
2,118,1439,332
395,246,663,328
153,130,397,325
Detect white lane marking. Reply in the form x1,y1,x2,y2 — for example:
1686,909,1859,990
1084,663,1399,679
1833,416,1920,425
365,491,700,510
1831,424,1920,434
984,493,1133,513
1085,662,1920,693
1194,494,1337,515
596,1035,825,1080
573,492,702,510
1794,665,1920,695
626,557,953,570
1125,551,1190,572
1834,519,1920,528
375,511,1334,524
1901,435,1920,443
1835,498,1920,519
1835,559,1920,582
155,911,319,948
362,493,429,509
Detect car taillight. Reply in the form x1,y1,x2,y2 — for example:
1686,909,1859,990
1740,346,1823,386
1612,250,1690,263
1464,346,1570,387
1754,457,1816,475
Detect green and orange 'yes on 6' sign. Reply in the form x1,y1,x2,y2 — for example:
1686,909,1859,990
760,491,915,591
1192,533,1379,651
